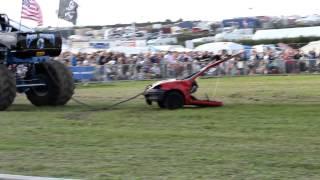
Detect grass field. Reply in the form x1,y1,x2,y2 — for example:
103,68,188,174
1,75,320,179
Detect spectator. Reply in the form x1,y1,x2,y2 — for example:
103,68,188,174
308,49,317,72
58,44,312,80
71,55,77,66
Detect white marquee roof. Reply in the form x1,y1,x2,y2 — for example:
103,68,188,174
253,26,320,40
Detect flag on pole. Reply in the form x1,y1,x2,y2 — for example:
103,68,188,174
21,0,43,26
58,0,78,25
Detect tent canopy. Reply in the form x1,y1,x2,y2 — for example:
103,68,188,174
149,45,184,52
252,44,277,53
301,40,320,54
253,26,320,40
195,42,244,53
107,46,151,55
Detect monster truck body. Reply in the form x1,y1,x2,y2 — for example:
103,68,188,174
0,14,74,110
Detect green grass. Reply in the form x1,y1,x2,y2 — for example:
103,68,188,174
1,75,320,179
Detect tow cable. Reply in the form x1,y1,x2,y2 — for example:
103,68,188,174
43,62,144,112
71,91,144,112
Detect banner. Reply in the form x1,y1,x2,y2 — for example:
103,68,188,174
58,0,78,25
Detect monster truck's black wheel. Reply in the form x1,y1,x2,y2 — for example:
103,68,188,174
0,64,16,111
157,100,166,108
163,91,184,110
26,60,74,106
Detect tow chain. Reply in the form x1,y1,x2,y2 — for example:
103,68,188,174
42,62,144,112
82,92,144,112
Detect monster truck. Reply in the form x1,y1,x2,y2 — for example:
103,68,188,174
0,14,74,111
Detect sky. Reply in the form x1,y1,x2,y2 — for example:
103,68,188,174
0,0,319,27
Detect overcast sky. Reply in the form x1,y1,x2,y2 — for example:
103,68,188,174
0,0,319,27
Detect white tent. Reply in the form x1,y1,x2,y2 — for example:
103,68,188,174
195,42,244,53
149,45,184,52
68,35,90,41
170,47,194,52
191,36,215,43
65,48,80,54
301,40,320,54
149,45,193,52
253,26,320,40
252,44,277,53
79,48,106,54
107,46,150,55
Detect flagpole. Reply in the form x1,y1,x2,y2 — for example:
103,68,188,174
19,0,24,31
56,0,61,28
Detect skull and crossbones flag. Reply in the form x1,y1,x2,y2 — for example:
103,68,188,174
58,0,78,25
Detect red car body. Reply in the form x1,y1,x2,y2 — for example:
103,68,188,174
144,53,240,109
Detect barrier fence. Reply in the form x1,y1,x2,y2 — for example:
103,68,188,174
69,59,320,82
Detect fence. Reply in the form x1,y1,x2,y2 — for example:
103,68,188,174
70,59,320,82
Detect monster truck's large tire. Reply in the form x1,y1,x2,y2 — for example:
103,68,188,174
0,64,16,111
26,60,74,106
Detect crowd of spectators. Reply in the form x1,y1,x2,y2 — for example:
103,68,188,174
55,47,320,80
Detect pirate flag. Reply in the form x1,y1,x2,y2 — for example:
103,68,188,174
58,0,78,25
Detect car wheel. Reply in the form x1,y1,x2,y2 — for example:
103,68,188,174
157,100,165,108
163,91,184,110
